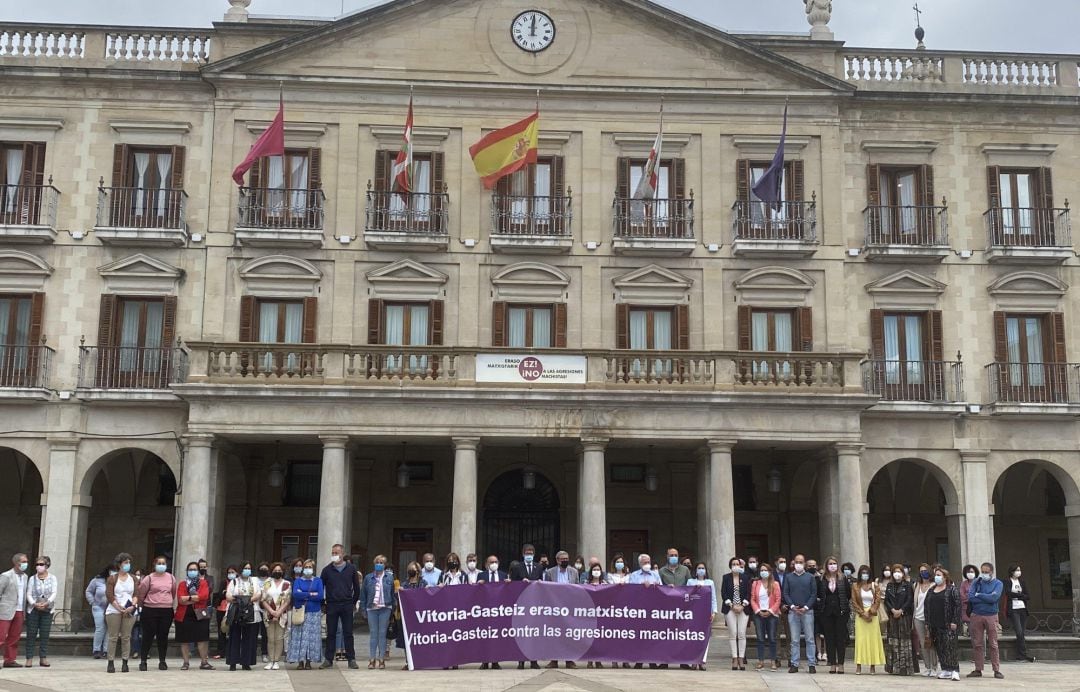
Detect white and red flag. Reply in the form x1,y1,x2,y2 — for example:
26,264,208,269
391,95,414,193
633,104,664,200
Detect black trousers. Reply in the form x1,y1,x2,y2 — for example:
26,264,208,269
1009,610,1029,658
820,612,848,665
226,622,258,666
324,603,355,662
215,610,227,656
139,607,173,663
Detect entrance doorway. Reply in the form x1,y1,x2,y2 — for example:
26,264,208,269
482,469,560,564
737,534,770,565
392,528,433,577
609,529,649,566
273,529,319,563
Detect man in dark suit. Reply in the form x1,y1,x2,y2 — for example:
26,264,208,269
509,544,543,669
477,555,508,670
543,551,579,669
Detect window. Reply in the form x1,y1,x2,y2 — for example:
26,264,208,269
367,299,444,361
614,304,689,382
403,462,434,483
736,306,812,383
263,150,310,216
275,530,319,562
492,302,566,348
750,309,794,352
869,309,944,400
1006,314,1046,386
109,144,184,228
735,159,805,239
284,461,321,507
868,165,932,239
243,147,322,228
95,294,176,388
371,150,446,232
256,299,304,344
0,142,45,225
628,307,673,350
0,294,42,385
614,157,688,237
493,156,566,235
993,311,1067,401
610,464,646,484
116,298,166,375
988,166,1054,244
0,295,32,346
883,313,925,384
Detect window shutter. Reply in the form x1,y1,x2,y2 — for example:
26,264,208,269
19,142,46,187
869,309,885,359
160,295,178,349
248,154,264,190
675,304,689,350
615,304,629,350
920,164,935,208
992,311,1008,363
302,297,318,344
866,164,881,207
165,146,186,227
307,148,322,191
796,306,813,351
431,151,446,230
1050,312,1067,363
736,159,751,201
238,295,256,342
927,310,944,362
367,299,384,345
550,155,565,197
790,160,805,203
28,292,45,345
553,303,567,348
111,144,130,187
1039,167,1054,209
374,150,390,190
616,157,630,199
428,299,444,346
169,146,186,190
97,294,118,347
672,158,687,200
986,166,1002,208
491,301,507,347
737,305,752,351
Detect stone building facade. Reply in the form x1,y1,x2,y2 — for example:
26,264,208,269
1,0,1079,625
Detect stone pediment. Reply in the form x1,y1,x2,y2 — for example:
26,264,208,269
613,264,692,304
205,0,850,94
0,249,52,291
367,258,448,300
988,270,1067,310
238,255,322,297
734,266,814,306
865,269,946,309
98,253,183,294
491,262,570,302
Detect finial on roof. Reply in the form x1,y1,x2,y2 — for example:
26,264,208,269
224,0,251,23
804,0,833,41
913,3,926,49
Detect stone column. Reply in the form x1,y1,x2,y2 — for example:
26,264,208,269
578,437,608,565
451,437,480,559
39,436,80,610
706,439,737,575
960,450,995,567
178,434,215,563
317,436,351,555
696,453,710,563
835,444,868,565
1065,508,1080,634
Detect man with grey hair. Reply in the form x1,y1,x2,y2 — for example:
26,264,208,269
543,551,579,669
0,552,29,667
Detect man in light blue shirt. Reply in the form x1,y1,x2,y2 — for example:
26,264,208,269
628,554,662,585
419,553,441,587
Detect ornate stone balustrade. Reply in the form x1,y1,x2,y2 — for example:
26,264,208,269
0,23,210,67
843,49,1080,93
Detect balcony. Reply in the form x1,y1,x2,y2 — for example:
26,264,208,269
862,203,951,262
984,206,1073,264
985,362,1080,414
862,359,966,413
730,198,818,258
363,187,449,251
234,187,325,247
76,345,188,400
0,343,54,399
489,193,573,253
611,195,695,255
94,184,188,246
0,181,59,243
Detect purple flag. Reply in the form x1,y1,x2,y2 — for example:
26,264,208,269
399,581,713,670
751,105,788,211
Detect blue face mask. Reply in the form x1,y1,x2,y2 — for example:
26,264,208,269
374,563,385,572
187,570,199,579
933,575,944,585
615,561,624,571
980,572,992,581
698,568,708,578
303,568,313,577
242,568,252,578
524,554,534,563
227,573,237,580
121,563,131,573
668,556,678,566
155,564,167,573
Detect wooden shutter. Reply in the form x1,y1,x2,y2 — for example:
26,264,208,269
553,303,567,348
160,295,178,349
238,295,256,342
27,292,45,345
307,148,322,191
1049,312,1067,363
97,294,118,347
920,164,935,208
19,142,45,187
367,299,384,345
431,151,446,231
166,146,186,227
168,146,186,190
671,158,686,200
301,297,318,344
111,144,130,187
494,173,512,233
1039,168,1054,209
373,150,391,191
551,156,566,234
927,310,944,362
869,309,885,359
675,304,689,350
866,164,882,241
1039,167,1055,241
737,305,752,351
736,159,752,236
248,154,264,190
306,148,322,227
795,307,813,351
615,157,631,235
428,300,444,346
790,160,805,203
992,311,1008,363
987,166,1002,243
491,301,507,347
615,304,629,350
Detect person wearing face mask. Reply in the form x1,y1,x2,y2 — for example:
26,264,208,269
0,553,29,669
539,555,550,571
968,563,1005,679
419,552,442,587
805,558,826,664
509,544,543,670
260,562,291,670
286,559,323,670
174,561,213,671
840,562,857,642
659,548,691,587
22,555,56,668
134,555,176,672
773,555,789,667
85,564,112,660
851,564,885,674
213,567,236,660
359,554,396,670
816,556,851,674
629,554,662,670
439,552,468,586
681,557,694,573
463,553,482,584
583,565,607,669
912,562,938,677
253,562,271,663
959,564,977,638
750,562,780,672
226,561,264,670
884,562,915,676
685,562,717,671
720,557,751,670
320,544,360,670
608,553,630,585
1005,564,1034,663
104,553,138,673
573,555,587,584
543,551,580,669
475,556,506,671
877,563,893,636
924,567,961,681
780,554,817,674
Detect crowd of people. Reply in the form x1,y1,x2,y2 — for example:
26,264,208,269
0,546,1040,677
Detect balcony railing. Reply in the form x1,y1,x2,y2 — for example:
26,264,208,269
365,188,448,235
0,181,59,228
78,345,187,390
731,352,846,388
202,344,459,382
987,362,1080,404
0,343,53,388
862,359,964,403
96,185,187,229
731,198,817,242
612,196,694,239
842,49,1080,93
237,187,325,230
984,206,1071,248
1,24,211,67
491,193,572,236
863,203,949,246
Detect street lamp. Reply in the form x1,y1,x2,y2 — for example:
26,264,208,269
397,441,410,489
645,445,658,492
522,443,536,490
768,466,783,494
268,440,285,488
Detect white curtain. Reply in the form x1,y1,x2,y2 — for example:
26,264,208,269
1016,173,1032,235
897,171,917,234
774,312,793,379
155,153,172,218
258,302,278,372
384,305,405,371
904,314,923,383
283,302,303,370
884,315,900,384
0,298,30,368
142,301,164,373
413,159,432,217
118,300,142,372
508,307,527,348
4,148,23,214
407,305,429,373
533,162,551,221
1025,317,1044,386
509,168,528,222
878,170,893,236
651,310,672,379
133,153,150,216
1006,316,1022,383
289,155,309,215
628,310,648,378
751,312,769,351
532,308,552,348
999,172,1014,234
0,299,8,364
266,155,285,215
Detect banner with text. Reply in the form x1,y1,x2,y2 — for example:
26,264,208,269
476,353,587,384
399,581,712,669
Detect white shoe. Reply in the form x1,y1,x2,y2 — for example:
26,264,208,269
938,671,951,679
263,662,273,670
925,668,935,677
262,655,269,663
951,671,960,681
271,662,280,670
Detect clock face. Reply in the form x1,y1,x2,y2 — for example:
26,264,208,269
511,10,555,53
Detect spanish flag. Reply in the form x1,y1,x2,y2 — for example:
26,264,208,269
469,112,539,189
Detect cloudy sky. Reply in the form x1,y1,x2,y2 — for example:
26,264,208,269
6,0,1078,53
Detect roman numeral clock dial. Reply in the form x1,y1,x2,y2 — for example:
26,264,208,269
511,10,555,53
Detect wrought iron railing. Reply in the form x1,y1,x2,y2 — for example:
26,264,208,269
0,180,59,227
986,362,1080,404
237,187,325,230
864,203,949,246
862,359,964,402
731,198,817,242
96,185,187,229
491,193,572,236
984,206,1071,248
365,188,449,235
0,343,53,388
78,345,187,390
612,196,694,239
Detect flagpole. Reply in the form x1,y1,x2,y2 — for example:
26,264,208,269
536,88,540,114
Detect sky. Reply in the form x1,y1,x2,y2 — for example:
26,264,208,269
5,0,1079,54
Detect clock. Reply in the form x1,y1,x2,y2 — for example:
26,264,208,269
511,10,555,53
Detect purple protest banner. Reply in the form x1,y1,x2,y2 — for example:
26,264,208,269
399,581,712,670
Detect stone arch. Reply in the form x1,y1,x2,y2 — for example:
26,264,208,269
989,456,1080,507
861,454,961,508
491,261,570,302
76,439,182,498
733,265,815,306
0,446,46,560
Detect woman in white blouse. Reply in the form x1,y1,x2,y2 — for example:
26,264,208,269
225,561,264,671
24,555,57,668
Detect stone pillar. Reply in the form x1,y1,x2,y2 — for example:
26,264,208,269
1065,509,1080,634
178,434,215,564
578,437,608,565
835,444,868,565
39,437,80,610
945,505,966,574
706,439,737,575
960,450,995,567
317,437,351,555
696,454,710,563
451,438,480,559
816,453,839,558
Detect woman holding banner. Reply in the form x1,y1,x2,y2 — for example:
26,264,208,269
689,562,719,671
395,562,422,670
608,554,630,585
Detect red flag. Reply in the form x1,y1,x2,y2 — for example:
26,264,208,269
232,94,285,186
392,96,414,193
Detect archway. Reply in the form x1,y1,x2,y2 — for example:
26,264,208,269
0,447,43,560
482,469,560,564
867,459,956,570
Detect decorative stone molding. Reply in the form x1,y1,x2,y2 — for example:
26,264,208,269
865,269,946,309
612,264,692,305
612,132,691,156
238,254,321,297
861,140,938,154
731,135,810,158
0,117,64,131
110,121,191,135
98,253,183,294
981,142,1056,167
224,0,251,22
733,266,815,307
245,122,327,146
370,125,450,149
987,270,1067,310
491,262,570,302
0,249,53,291
366,258,448,301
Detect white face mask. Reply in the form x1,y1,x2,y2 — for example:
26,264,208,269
424,561,434,571
574,562,583,571
884,570,891,578
467,561,477,571
331,554,342,563
747,562,758,570
965,572,976,580
641,563,652,572
893,572,903,580
1013,570,1022,578
793,563,805,574
776,562,786,572
592,569,602,578
489,563,499,572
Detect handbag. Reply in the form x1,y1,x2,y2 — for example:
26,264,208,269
194,607,211,621
291,607,306,627
386,614,398,641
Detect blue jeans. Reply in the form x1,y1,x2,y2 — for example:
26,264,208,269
92,605,107,654
367,607,391,660
788,609,817,667
756,613,778,662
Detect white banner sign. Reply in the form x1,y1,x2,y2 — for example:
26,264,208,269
476,353,588,384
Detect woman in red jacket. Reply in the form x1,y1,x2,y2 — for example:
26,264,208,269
751,562,782,671
175,561,213,670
